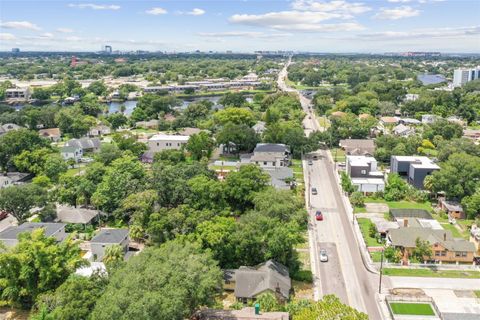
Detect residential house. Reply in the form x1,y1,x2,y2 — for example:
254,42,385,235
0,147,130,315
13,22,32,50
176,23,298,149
90,228,129,261
5,87,30,100
61,146,83,163
380,116,399,126
421,114,440,124
56,204,100,225
252,121,266,135
0,176,13,189
88,124,111,137
392,124,414,137
249,144,291,168
65,137,101,153
399,118,421,126
470,225,480,256
447,116,466,127
339,139,375,156
438,199,465,220
0,223,67,248
263,167,294,190
388,227,475,264
38,128,61,142
463,129,480,143
177,127,203,136
346,155,385,193
390,156,440,189
0,123,23,135
148,134,189,153
224,260,291,303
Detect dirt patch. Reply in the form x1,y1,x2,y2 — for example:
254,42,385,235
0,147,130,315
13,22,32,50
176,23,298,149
454,290,476,298
390,288,426,297
365,203,389,213
292,280,314,300
220,291,236,309
0,307,30,320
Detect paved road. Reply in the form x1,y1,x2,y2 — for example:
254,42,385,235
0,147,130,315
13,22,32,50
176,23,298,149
278,60,383,319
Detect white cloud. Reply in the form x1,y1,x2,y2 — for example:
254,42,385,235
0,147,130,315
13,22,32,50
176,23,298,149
357,25,480,40
0,21,41,31
146,7,167,15
57,28,74,33
0,33,16,40
387,0,412,3
375,6,420,20
198,31,291,39
187,8,205,16
230,11,364,32
68,3,120,10
291,0,371,16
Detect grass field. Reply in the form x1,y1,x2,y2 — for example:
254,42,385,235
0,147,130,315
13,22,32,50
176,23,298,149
441,222,469,239
364,198,433,212
389,302,435,316
370,251,383,262
330,148,346,162
357,218,381,247
383,268,480,279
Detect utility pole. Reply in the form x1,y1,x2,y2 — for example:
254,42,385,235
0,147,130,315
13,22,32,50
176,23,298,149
378,248,385,294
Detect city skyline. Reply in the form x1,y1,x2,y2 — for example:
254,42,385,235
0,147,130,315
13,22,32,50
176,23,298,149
0,0,479,53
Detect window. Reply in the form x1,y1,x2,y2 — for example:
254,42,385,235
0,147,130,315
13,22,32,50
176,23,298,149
361,170,366,175
157,143,159,146
441,251,446,256
263,162,267,165
177,143,180,146
435,251,440,256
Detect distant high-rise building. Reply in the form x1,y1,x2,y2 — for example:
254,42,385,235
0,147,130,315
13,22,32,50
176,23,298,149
11,48,20,53
104,45,112,54
453,67,480,87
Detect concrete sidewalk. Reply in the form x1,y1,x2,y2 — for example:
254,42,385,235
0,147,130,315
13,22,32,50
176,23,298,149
389,276,480,290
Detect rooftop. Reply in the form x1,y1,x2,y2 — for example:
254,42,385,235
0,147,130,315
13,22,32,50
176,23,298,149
149,134,189,142
0,222,66,240
392,156,440,169
254,143,290,153
91,228,129,244
56,204,100,224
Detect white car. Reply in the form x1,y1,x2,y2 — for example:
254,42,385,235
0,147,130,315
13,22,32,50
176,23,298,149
319,249,328,262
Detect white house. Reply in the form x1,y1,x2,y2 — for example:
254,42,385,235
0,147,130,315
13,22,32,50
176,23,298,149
61,146,83,162
346,155,385,193
5,87,30,100
148,134,189,153
88,124,111,137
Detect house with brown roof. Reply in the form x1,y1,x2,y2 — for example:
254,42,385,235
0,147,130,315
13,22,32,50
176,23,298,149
387,227,475,264
438,199,465,220
339,139,375,156
380,116,399,126
38,128,61,142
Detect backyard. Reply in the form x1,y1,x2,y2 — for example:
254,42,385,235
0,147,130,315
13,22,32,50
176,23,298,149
389,302,435,316
357,218,381,247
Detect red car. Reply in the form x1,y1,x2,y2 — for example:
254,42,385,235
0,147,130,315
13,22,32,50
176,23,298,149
315,211,323,221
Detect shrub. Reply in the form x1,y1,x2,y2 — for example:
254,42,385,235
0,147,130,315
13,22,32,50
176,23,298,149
291,270,313,283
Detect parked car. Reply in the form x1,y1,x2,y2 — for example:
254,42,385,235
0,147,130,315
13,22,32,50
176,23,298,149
308,160,313,165
315,211,323,221
320,249,328,262
311,187,317,195
312,155,318,160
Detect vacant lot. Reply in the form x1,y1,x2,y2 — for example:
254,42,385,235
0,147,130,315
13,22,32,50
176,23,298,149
389,302,435,316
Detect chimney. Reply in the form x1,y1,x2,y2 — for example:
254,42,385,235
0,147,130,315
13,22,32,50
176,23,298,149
404,219,408,227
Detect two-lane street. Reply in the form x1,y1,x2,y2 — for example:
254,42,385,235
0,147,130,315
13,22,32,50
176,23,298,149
279,59,383,319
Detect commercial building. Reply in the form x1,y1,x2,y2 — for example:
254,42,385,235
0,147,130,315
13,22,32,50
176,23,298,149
148,134,189,152
5,87,30,100
453,67,480,87
346,155,385,193
390,156,440,189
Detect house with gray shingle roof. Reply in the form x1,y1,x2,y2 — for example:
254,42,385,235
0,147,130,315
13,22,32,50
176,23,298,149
224,260,291,303
90,228,129,261
249,144,291,168
65,137,101,153
0,222,67,248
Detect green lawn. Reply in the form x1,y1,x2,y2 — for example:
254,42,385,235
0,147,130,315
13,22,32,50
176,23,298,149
383,268,480,279
364,198,433,212
389,302,435,316
354,206,367,213
441,223,468,239
357,218,381,247
330,148,346,162
217,155,240,161
370,251,383,262
474,290,480,298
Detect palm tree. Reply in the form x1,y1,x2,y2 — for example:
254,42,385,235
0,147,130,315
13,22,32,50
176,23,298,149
103,244,124,268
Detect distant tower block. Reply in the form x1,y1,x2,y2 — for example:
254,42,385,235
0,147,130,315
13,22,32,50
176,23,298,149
104,45,112,54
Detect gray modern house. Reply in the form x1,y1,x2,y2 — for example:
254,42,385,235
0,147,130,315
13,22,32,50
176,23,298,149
346,155,385,193
390,156,440,189
0,222,67,248
90,228,129,261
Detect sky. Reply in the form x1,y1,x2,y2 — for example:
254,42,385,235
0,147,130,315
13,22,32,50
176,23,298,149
0,0,479,53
